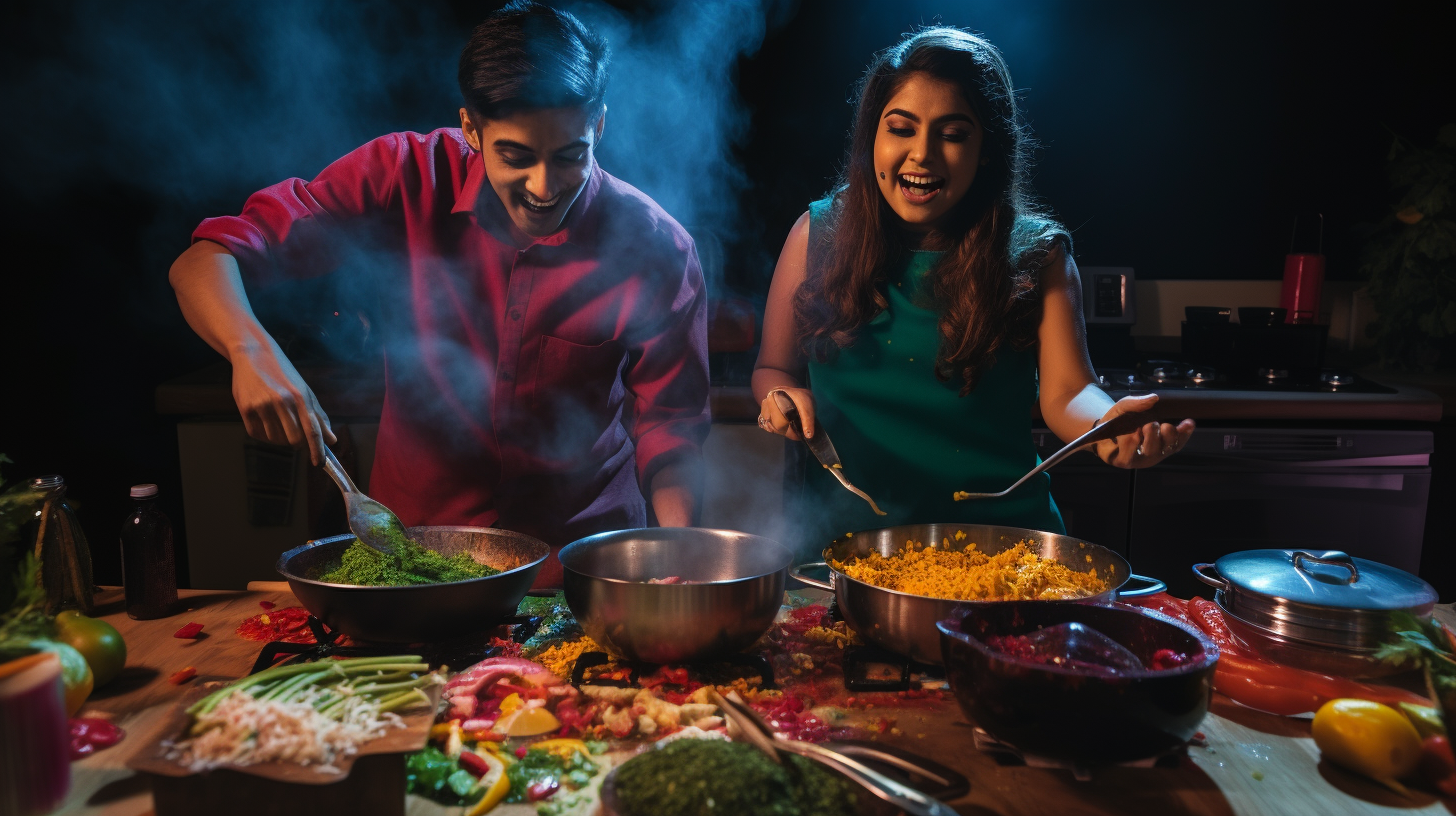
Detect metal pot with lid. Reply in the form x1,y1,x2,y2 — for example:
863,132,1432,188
1193,549,1437,677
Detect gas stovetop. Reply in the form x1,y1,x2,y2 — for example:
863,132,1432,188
1094,361,1397,394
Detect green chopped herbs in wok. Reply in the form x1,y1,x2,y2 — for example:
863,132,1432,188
314,534,500,586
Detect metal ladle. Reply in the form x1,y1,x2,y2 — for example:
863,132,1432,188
709,690,959,816
320,447,410,554
951,409,1153,501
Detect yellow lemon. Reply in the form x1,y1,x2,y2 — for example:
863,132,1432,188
504,706,561,737
1312,698,1422,794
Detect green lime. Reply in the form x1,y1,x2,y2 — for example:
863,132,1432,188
55,610,127,688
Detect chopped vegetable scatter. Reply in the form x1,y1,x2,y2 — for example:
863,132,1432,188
172,622,204,639
505,746,598,803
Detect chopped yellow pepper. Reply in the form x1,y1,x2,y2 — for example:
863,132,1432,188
528,738,592,760
464,749,511,816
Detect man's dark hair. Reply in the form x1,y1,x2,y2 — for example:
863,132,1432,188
458,1,609,120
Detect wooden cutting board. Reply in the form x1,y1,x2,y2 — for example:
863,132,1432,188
52,588,1456,816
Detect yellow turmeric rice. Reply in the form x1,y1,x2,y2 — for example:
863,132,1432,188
830,539,1108,601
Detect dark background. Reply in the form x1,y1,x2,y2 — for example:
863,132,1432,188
1,0,1452,586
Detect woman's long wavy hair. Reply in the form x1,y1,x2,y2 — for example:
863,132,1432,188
794,27,1069,395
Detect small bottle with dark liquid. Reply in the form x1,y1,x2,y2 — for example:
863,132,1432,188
120,484,177,619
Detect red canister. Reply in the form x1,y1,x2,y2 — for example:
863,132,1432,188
1280,253,1324,324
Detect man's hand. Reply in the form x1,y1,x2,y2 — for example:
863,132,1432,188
232,345,337,466
170,241,337,466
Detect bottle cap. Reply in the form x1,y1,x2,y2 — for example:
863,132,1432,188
130,484,159,498
30,475,63,490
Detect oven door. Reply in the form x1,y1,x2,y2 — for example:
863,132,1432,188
1127,429,1433,598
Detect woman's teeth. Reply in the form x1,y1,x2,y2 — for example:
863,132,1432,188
897,173,944,203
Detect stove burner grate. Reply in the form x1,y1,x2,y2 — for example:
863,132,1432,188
840,644,943,692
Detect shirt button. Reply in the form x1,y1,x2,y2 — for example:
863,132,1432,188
508,308,522,321
500,371,514,383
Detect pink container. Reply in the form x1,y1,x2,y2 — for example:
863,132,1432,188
0,653,72,815
1280,253,1325,324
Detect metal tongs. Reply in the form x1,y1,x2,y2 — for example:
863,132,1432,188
952,408,1153,501
769,389,887,516
710,690,959,816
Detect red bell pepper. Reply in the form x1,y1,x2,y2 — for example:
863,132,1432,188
173,622,205,639
1215,671,1323,716
526,779,560,801
168,666,197,685
458,750,491,778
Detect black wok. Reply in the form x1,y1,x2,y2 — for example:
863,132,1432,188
276,526,548,644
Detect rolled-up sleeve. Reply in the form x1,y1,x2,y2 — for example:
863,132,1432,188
625,247,711,489
192,134,405,284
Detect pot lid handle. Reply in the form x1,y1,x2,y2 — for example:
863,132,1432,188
1292,550,1359,584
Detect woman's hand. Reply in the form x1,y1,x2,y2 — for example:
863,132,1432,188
231,345,337,466
758,387,817,441
1091,394,1194,468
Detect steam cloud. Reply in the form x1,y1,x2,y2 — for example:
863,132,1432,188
3,0,791,295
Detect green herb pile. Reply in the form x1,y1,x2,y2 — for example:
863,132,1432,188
315,537,500,586
1377,611,1456,722
407,745,484,805
0,454,52,643
612,739,858,816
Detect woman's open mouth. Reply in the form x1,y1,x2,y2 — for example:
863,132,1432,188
898,173,944,205
518,190,563,216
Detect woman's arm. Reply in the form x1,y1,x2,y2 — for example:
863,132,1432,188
751,212,818,439
1035,246,1193,467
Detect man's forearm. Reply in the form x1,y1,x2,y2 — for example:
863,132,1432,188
649,460,701,527
169,240,277,363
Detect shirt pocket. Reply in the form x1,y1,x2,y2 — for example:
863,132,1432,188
530,335,629,456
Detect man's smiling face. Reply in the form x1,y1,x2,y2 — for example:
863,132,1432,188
460,104,605,237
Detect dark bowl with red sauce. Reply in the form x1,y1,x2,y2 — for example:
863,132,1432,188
936,602,1218,765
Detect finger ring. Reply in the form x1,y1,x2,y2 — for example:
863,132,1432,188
1162,446,1170,456
757,415,768,428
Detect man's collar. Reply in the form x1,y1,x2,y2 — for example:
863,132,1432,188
454,151,603,250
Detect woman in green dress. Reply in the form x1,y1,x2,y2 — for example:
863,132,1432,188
753,27,1194,559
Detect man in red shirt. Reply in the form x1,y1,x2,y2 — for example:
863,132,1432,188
170,2,708,583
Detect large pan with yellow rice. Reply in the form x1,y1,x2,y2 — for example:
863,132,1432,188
790,523,1165,664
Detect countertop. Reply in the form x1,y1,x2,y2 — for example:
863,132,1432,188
54,586,1456,816
155,363,1446,424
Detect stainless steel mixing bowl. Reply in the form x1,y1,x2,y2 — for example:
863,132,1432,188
277,526,548,644
559,528,792,664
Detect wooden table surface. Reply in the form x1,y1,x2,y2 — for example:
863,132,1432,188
55,587,1456,816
